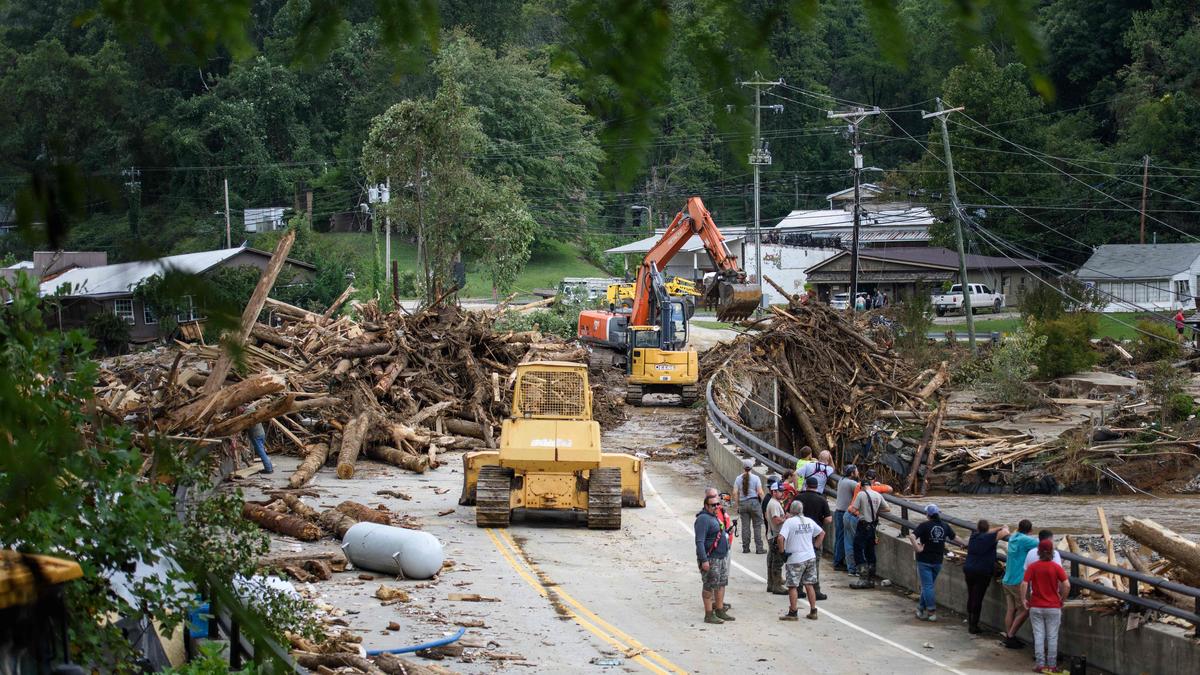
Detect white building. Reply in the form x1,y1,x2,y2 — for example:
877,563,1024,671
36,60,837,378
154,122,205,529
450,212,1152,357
244,207,290,233
1077,243,1200,312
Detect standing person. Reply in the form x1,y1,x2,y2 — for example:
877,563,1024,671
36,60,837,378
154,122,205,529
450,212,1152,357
777,501,825,621
834,465,860,573
1176,309,1187,340
800,450,835,495
1021,539,1070,673
797,476,833,600
794,446,814,476
779,469,800,509
694,493,735,624
854,293,867,311
848,478,889,589
872,289,884,309
963,519,1009,634
1007,530,1063,645
1001,520,1038,647
246,417,273,474
908,504,957,620
734,459,766,554
765,481,789,594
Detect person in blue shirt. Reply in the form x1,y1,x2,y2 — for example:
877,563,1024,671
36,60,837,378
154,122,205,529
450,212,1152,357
963,519,1009,634
695,492,734,624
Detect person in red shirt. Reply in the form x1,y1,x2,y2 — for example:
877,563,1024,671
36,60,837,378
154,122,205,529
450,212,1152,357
1019,539,1070,673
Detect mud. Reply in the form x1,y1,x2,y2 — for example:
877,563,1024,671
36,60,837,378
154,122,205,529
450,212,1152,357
602,405,703,460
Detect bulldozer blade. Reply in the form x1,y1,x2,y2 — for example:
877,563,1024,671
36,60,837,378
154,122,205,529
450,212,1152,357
716,283,762,321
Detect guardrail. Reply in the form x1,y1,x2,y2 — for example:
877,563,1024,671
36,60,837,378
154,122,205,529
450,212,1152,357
704,379,1200,634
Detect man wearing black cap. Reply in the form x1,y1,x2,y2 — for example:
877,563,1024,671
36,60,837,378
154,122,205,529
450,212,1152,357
797,476,833,600
764,481,788,594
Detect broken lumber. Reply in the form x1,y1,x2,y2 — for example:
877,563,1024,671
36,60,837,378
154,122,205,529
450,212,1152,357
366,445,429,473
293,653,386,675
322,283,357,319
207,394,296,437
288,442,330,488
1119,517,1200,586
204,229,296,395
337,412,371,479
169,372,287,428
319,509,358,539
919,399,947,495
335,500,390,525
242,502,322,541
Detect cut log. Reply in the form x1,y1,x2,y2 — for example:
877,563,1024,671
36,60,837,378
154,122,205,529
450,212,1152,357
332,358,351,377
366,445,429,473
282,494,320,521
374,359,406,397
512,297,555,313
293,652,386,675
169,372,286,428
319,509,358,538
442,417,488,440
208,394,296,438
250,324,293,349
1119,517,1200,585
242,502,322,541
919,400,947,495
372,652,455,675
876,409,1005,423
322,283,357,319
337,412,371,479
335,500,390,525
288,442,330,488
203,229,296,396
339,342,391,359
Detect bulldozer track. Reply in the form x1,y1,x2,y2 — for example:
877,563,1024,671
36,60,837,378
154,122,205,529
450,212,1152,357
679,384,699,406
625,384,644,406
476,465,513,528
586,467,622,529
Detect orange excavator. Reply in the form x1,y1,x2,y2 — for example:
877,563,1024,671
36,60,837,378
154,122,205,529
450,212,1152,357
578,197,761,406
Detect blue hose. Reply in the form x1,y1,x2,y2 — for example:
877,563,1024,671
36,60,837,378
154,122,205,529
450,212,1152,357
366,626,467,656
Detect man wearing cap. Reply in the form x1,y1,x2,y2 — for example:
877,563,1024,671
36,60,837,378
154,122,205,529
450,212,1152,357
1020,538,1070,673
848,475,890,589
764,481,788,594
777,501,825,621
797,476,833,600
733,459,766,554
695,490,735,624
908,504,958,621
833,465,859,573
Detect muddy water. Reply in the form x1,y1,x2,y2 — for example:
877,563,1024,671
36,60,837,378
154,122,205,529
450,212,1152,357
924,493,1200,539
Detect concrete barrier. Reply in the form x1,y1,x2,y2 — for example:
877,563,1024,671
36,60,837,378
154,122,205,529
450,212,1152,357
705,419,1200,675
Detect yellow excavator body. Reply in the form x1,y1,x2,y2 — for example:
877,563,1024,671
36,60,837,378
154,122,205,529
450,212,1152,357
459,361,644,528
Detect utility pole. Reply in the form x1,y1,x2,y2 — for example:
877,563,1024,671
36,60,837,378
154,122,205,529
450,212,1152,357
827,106,881,312
223,177,231,248
739,72,784,312
923,98,975,351
122,167,141,237
1139,155,1150,245
384,177,392,283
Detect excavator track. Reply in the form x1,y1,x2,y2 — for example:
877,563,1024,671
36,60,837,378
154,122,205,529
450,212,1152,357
586,467,622,530
679,384,699,406
475,465,513,528
625,384,644,406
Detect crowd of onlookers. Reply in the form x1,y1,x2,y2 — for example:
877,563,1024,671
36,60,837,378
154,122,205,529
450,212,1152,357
694,450,1072,673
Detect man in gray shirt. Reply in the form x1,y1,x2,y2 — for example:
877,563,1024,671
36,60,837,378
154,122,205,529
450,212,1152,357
733,459,765,554
833,465,859,573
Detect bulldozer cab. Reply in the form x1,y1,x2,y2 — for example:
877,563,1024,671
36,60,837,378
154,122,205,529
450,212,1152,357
512,361,592,420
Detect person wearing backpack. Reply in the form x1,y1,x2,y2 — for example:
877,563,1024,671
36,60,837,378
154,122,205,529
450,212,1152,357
848,480,889,589
799,450,835,495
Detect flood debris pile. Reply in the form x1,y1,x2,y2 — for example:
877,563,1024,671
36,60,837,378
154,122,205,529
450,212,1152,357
94,293,622,495
702,296,947,471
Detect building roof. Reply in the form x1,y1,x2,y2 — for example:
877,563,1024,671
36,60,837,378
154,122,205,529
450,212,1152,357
39,245,315,298
4,260,33,270
805,246,1050,275
775,206,937,230
825,183,884,202
605,233,746,255
1077,243,1200,280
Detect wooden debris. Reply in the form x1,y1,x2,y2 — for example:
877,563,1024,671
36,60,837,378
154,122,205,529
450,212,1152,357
1119,517,1200,586
288,442,330,488
242,502,322,541
366,445,429,473
375,585,410,602
447,593,501,602
337,412,371,479
336,500,390,526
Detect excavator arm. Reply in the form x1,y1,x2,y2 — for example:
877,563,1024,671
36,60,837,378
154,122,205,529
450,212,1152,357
629,197,761,326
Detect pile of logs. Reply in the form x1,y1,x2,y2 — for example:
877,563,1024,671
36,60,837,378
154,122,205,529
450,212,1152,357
91,231,623,497
241,495,406,560
701,291,945,470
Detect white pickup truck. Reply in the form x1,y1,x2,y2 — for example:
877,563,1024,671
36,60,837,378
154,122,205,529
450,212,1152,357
931,283,1004,316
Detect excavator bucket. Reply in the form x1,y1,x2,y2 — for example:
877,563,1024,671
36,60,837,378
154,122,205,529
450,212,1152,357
715,282,762,321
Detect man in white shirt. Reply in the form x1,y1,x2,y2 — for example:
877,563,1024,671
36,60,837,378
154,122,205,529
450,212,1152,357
776,501,825,621
1023,529,1063,569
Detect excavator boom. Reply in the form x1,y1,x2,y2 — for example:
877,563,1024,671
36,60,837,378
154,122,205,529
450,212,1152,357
629,197,761,326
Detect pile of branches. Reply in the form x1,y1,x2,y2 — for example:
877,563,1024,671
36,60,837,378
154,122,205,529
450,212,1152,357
702,295,946,470
95,291,622,490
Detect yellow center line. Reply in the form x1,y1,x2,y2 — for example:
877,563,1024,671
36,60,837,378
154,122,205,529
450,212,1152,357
496,529,688,675
483,528,682,675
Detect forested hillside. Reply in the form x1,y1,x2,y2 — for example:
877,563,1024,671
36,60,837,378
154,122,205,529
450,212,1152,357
2,0,1198,276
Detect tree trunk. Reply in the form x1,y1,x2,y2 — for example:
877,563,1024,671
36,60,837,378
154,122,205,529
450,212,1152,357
169,372,286,428
282,494,320,521
323,283,357,319
919,399,947,495
242,502,322,541
250,324,292,349
373,653,455,675
335,500,390,525
916,362,950,401
339,342,391,359
337,412,371,479
374,359,406,397
442,417,488,439
1119,516,1200,585
366,445,430,473
288,442,330,488
292,652,386,675
319,508,358,538
208,394,295,437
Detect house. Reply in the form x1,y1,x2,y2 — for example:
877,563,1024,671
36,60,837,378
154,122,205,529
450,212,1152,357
606,232,751,282
244,207,290,233
804,247,1051,306
771,205,936,248
825,183,886,209
39,245,316,342
1,251,109,302
1076,243,1200,312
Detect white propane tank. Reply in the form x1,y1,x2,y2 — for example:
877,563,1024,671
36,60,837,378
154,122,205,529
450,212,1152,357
341,522,444,579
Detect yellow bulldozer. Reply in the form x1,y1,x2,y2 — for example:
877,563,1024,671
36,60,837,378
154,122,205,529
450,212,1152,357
458,361,644,529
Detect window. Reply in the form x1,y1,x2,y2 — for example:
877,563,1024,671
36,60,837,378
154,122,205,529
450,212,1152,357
113,298,135,324
143,302,157,325
176,295,201,322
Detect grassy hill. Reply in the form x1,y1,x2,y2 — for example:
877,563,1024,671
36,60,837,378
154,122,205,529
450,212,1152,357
307,232,611,299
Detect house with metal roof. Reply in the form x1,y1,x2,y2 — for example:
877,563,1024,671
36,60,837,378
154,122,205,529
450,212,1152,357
40,245,315,341
1076,243,1200,312
804,246,1051,307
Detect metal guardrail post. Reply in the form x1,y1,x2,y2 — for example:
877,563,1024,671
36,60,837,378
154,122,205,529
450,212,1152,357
1069,559,1081,599
229,620,242,669
900,506,909,537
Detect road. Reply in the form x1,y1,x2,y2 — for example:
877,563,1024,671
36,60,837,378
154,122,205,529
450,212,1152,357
248,408,1033,673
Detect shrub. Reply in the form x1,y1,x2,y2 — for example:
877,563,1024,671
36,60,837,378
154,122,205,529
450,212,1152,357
1146,360,1191,425
1133,319,1182,363
973,328,1046,405
893,295,935,363
494,300,591,340
1020,276,1104,323
1033,313,1098,379
86,310,130,355
1167,393,1194,422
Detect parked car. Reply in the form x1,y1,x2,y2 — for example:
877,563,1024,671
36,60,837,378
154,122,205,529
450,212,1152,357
931,283,1004,316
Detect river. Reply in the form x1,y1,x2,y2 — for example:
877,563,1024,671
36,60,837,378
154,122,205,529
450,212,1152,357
922,493,1200,540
